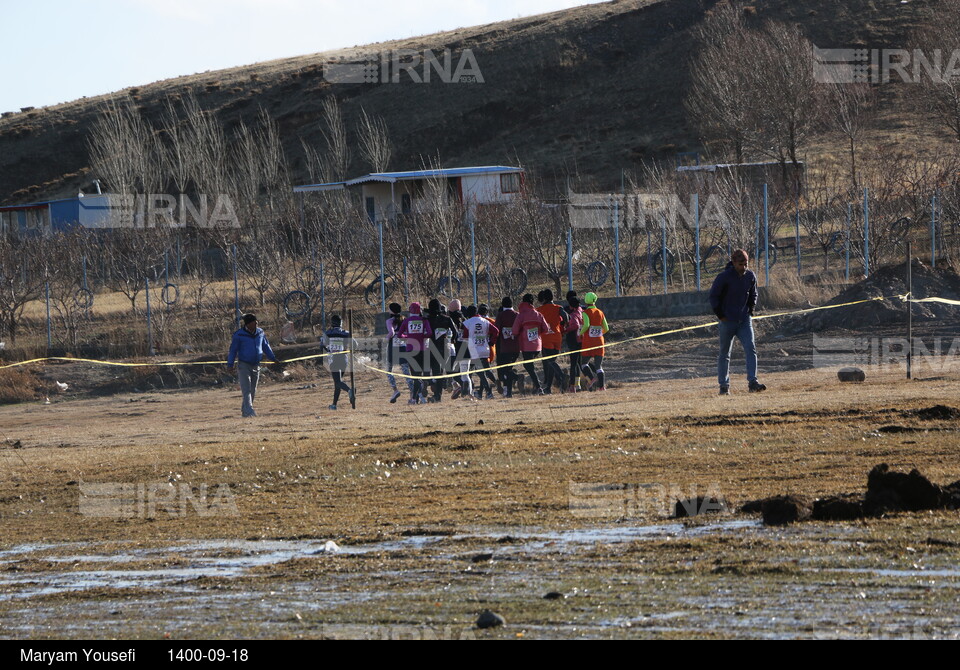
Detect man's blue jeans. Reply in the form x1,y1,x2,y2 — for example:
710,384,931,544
718,317,758,388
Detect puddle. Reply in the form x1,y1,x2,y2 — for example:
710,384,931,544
3,519,957,639
0,520,760,600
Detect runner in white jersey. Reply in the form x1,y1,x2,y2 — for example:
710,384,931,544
461,305,500,399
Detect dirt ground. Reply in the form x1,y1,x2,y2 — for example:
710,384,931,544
1,331,959,639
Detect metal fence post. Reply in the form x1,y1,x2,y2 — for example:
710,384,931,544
695,194,701,292
378,222,386,313
613,197,621,297
795,193,802,277
763,184,770,286
45,282,52,351
846,203,852,281
661,214,668,296
146,278,154,356
931,192,937,269
863,188,870,278
232,244,240,328
471,218,478,306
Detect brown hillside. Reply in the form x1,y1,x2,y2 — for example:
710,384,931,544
0,0,944,205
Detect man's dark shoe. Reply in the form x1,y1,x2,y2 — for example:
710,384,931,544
748,381,767,393
719,386,730,396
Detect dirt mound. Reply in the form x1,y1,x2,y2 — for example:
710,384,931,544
776,261,960,336
746,464,959,524
909,405,960,421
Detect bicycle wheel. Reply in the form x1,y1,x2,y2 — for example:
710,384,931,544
585,260,609,288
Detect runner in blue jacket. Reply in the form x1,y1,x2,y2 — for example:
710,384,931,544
227,314,280,418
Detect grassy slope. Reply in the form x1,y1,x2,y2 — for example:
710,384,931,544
0,0,946,205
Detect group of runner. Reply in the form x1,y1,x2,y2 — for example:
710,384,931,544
380,289,610,405
229,250,765,416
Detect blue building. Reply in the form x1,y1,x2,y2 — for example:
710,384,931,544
0,194,115,236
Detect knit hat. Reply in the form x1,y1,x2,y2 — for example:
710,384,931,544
409,302,422,315
584,292,598,306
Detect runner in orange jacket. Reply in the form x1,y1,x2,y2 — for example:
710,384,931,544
578,292,610,391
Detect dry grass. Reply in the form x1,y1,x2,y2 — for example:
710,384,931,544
1,365,958,546
0,367,41,404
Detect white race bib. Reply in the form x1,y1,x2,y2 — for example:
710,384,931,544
526,327,539,342
503,327,513,339
589,326,603,339
473,336,487,347
328,340,345,353
408,321,423,334
435,328,449,338
393,337,406,349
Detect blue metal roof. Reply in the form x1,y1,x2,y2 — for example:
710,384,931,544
294,166,523,192
0,196,78,211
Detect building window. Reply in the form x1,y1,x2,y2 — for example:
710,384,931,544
366,197,376,223
501,173,521,194
401,193,412,216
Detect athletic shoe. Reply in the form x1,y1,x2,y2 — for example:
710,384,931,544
749,381,767,393
485,392,495,401
537,388,545,396
451,384,462,400
329,404,337,410
390,391,402,404
567,385,579,394
585,377,597,391
597,386,607,392
408,398,418,405
419,394,428,405
719,386,730,396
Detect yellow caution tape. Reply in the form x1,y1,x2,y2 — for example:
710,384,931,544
1,291,948,377
0,351,349,371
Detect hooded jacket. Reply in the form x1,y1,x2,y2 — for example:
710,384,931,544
398,302,433,354
514,301,553,353
228,327,277,368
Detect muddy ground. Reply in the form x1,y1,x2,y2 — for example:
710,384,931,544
1,318,959,639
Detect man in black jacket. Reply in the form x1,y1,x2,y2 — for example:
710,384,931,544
709,250,766,396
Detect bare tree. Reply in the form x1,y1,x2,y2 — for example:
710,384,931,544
685,3,754,163
914,0,960,142
826,82,878,191
321,97,351,182
357,107,392,173
87,98,162,197
0,237,45,344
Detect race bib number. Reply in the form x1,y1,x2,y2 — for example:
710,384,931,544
503,327,513,339
526,327,539,342
435,328,449,338
589,326,603,339
328,340,345,353
408,321,423,334
473,336,487,347
393,337,406,349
